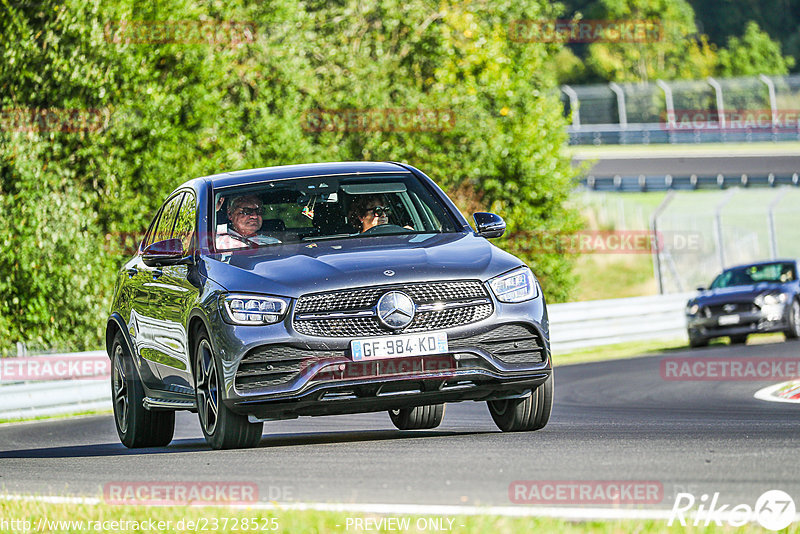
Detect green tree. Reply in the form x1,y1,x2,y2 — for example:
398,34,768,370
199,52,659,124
0,0,582,353
583,0,717,83
717,21,795,77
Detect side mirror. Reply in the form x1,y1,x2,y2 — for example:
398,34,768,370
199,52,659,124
142,238,193,267
696,286,707,292
473,212,506,239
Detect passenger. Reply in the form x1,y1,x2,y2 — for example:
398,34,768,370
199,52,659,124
351,195,391,233
216,195,280,249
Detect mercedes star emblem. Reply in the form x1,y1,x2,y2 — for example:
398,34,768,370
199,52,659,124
376,291,415,330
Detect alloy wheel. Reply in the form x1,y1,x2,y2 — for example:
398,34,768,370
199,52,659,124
112,344,129,434
195,339,219,435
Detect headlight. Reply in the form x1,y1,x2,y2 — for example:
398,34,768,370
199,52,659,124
759,292,789,306
221,294,289,325
686,303,699,315
489,266,539,303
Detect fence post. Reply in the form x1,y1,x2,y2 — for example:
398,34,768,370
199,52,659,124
759,74,778,128
767,188,784,259
713,189,736,270
656,80,674,143
608,82,627,128
707,77,726,140
651,190,676,294
561,85,580,128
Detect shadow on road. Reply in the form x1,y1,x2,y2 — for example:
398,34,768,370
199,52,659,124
0,429,490,458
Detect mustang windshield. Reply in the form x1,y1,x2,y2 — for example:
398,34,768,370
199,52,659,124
710,262,796,288
213,174,459,251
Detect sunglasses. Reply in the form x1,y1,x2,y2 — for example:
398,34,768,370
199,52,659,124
236,206,263,216
366,206,391,217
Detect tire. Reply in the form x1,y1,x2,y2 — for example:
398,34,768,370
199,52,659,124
729,334,748,344
488,373,553,432
389,404,445,430
111,332,175,448
784,299,800,340
688,334,709,348
194,327,263,449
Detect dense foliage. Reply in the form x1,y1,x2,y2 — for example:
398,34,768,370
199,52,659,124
0,0,581,353
559,0,796,83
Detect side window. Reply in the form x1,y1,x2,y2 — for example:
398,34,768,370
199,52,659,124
141,210,162,251
152,194,184,244
173,191,196,251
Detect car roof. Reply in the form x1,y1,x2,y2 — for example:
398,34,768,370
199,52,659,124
199,161,412,189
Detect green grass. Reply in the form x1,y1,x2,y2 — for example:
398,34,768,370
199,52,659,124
0,408,112,425
0,498,792,533
554,338,689,366
554,332,789,367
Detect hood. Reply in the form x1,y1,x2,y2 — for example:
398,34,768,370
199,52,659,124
691,282,788,306
202,232,523,298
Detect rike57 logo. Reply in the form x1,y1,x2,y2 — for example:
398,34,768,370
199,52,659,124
669,490,796,530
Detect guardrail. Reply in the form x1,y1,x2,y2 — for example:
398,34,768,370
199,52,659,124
0,293,691,420
548,292,691,352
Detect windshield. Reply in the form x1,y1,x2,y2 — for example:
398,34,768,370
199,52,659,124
212,173,459,251
710,262,796,289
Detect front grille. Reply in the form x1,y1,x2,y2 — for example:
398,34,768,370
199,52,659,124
705,303,757,316
295,280,488,314
451,324,546,365
293,280,493,337
235,345,345,393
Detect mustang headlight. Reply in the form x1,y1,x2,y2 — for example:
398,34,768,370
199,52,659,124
489,266,539,303
221,294,289,325
761,292,788,306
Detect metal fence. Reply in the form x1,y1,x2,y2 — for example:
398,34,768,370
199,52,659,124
562,74,800,144
652,188,800,293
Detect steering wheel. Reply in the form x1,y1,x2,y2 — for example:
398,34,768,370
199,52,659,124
228,233,259,248
361,224,406,236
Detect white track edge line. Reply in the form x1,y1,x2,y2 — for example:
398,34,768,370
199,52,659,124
5,494,800,523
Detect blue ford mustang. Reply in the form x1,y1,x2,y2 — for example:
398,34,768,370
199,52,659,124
686,260,800,348
106,162,553,449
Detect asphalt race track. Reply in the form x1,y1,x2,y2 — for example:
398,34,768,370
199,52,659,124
573,154,800,178
1,340,799,510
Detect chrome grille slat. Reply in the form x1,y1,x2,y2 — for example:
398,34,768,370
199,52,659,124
293,280,493,337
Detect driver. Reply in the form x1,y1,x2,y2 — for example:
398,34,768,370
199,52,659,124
216,195,280,249
352,194,390,233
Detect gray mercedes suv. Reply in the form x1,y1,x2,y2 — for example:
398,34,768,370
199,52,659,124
106,162,553,449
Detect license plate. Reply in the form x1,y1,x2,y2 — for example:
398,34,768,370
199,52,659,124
351,332,448,361
718,314,740,326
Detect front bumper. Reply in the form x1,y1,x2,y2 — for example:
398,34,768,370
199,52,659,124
687,304,790,339
207,285,550,419
235,367,551,420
